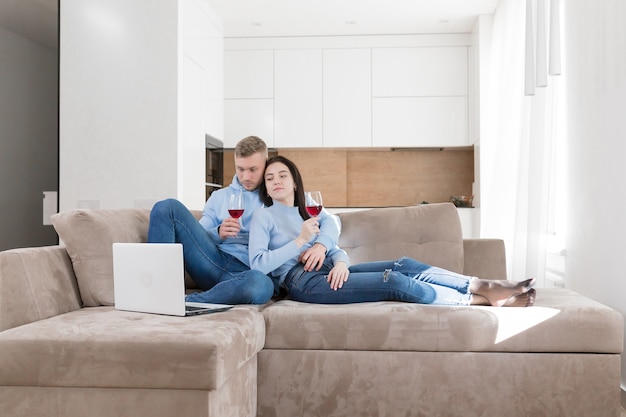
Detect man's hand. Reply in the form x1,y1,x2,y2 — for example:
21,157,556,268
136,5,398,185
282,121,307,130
299,242,327,271
219,217,241,239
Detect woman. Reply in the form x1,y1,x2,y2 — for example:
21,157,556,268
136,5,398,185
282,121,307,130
249,155,536,307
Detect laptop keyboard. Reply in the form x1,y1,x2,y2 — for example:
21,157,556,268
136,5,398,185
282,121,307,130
185,305,207,312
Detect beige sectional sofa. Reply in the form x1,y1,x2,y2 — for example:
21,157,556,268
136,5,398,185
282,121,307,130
0,203,622,417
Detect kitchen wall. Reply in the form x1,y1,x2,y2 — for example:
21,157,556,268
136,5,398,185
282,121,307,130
220,33,477,211
0,24,58,251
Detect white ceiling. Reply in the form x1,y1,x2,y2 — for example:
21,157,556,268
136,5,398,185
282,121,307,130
0,0,500,50
206,0,501,38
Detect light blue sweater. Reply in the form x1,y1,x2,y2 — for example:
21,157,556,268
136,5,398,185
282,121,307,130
198,175,263,266
249,201,349,286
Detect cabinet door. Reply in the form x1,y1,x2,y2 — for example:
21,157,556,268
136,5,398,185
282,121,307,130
223,50,273,146
204,17,224,141
323,49,372,147
182,0,221,207
181,54,208,208
224,99,274,147
224,50,274,99
274,50,323,147
372,97,468,147
372,47,468,97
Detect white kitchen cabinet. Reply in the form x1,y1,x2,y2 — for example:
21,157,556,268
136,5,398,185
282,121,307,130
224,99,274,147
223,50,274,146
223,37,472,149
372,47,468,97
182,0,223,150
204,20,224,142
274,49,323,147
372,97,468,147
224,50,273,99
323,49,372,147
181,54,207,206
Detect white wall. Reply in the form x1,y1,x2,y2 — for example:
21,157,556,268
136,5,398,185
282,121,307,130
0,25,58,250
59,0,222,212
561,0,626,389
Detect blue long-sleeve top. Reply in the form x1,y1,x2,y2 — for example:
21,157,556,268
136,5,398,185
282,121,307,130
198,175,263,266
249,201,350,287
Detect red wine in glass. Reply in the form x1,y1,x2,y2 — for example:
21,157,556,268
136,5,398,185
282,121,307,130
306,205,322,216
305,191,323,217
228,208,244,219
228,191,245,237
229,191,244,218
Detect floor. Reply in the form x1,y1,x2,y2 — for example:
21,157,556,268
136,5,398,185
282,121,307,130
622,406,626,417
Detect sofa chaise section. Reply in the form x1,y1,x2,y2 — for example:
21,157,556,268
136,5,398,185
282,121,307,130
257,290,623,417
257,204,623,417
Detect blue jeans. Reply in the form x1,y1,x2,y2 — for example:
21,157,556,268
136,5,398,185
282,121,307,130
284,257,472,306
147,199,274,304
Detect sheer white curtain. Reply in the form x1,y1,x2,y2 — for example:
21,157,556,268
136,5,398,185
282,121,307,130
480,0,562,286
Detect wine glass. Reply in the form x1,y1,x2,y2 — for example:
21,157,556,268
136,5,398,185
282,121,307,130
305,191,323,217
228,191,245,236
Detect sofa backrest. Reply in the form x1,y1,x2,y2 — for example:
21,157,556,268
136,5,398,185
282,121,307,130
336,203,464,274
0,246,82,331
48,204,464,307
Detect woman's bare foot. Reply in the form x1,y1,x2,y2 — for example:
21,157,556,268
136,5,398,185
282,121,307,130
498,288,536,307
470,277,536,307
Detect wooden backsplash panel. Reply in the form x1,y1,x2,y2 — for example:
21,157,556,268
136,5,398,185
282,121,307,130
222,148,349,207
277,149,348,207
223,149,235,187
221,148,474,208
346,149,474,207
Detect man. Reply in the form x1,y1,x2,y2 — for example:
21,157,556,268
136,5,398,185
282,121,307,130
148,136,339,304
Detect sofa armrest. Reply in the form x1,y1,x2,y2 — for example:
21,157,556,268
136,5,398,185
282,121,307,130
463,239,507,280
0,246,82,331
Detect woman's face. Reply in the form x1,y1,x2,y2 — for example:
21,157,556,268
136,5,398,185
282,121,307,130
264,162,295,206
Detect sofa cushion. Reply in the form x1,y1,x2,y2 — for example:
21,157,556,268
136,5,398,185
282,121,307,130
337,203,464,273
0,306,265,390
261,288,623,353
51,209,150,306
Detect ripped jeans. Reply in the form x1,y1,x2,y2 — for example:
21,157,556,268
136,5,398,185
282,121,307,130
284,257,473,306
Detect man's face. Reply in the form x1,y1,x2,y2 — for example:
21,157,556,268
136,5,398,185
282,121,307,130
234,152,267,191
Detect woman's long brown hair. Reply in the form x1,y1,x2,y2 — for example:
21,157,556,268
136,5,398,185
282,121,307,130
260,155,310,220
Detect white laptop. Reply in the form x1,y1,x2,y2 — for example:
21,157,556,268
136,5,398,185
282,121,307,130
112,242,233,316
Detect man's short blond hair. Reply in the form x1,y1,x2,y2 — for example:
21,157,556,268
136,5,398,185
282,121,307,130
234,136,268,159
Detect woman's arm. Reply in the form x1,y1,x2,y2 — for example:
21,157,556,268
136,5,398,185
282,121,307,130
248,210,298,274
315,210,341,251
299,210,341,271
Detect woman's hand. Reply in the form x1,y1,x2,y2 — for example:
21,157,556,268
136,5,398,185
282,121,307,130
295,217,320,248
327,262,349,291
